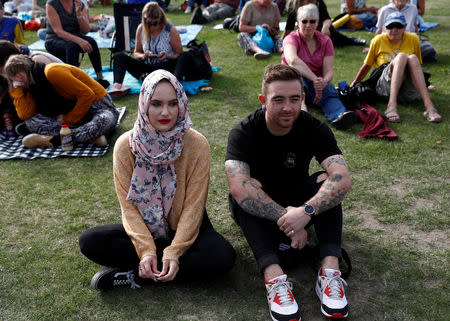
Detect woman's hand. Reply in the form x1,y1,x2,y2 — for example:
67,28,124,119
138,255,160,281
157,259,179,282
77,38,93,53
313,77,327,104
74,0,84,16
155,51,167,61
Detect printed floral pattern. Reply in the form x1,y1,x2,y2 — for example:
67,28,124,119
126,70,192,239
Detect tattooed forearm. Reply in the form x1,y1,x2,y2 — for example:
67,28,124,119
240,197,286,221
225,160,286,221
325,155,347,167
328,174,342,183
315,188,348,213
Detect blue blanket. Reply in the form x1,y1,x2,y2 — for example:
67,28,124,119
28,25,203,50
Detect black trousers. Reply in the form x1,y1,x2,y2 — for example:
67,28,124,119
229,171,343,273
79,213,236,281
112,53,179,84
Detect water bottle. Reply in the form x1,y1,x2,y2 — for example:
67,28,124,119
3,113,15,138
60,124,73,151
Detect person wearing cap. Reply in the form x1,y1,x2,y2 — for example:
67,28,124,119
351,11,441,123
376,0,436,62
0,2,25,45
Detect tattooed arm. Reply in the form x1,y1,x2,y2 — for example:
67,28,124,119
225,159,286,222
309,154,352,214
277,154,351,249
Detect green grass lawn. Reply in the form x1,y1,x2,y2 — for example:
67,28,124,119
0,1,448,320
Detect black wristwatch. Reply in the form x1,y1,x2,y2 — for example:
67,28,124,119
302,203,316,217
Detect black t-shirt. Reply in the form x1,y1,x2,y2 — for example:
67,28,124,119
286,0,331,32
225,108,341,206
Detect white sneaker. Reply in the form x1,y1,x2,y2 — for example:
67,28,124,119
254,50,271,60
265,274,301,321
108,83,130,97
184,6,192,13
315,268,348,319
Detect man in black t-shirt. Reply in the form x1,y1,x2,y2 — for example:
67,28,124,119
225,64,352,321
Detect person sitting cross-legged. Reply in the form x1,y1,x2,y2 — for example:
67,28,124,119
79,70,236,290
237,0,282,60
4,55,119,148
225,64,352,321
351,11,441,123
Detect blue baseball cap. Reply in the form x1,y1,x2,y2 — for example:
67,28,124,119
385,12,407,27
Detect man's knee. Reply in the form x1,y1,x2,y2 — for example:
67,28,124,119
407,54,421,67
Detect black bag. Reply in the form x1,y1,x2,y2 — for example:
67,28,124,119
420,37,437,63
175,40,212,81
223,14,240,32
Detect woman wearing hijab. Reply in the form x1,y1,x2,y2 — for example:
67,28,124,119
79,70,236,290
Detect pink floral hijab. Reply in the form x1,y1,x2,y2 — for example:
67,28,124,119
127,70,192,239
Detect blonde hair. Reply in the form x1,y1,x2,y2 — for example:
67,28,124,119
141,2,167,40
4,54,33,81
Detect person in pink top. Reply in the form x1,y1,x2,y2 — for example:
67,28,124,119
282,4,356,130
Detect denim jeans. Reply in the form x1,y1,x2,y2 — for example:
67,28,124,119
303,81,346,122
354,12,377,29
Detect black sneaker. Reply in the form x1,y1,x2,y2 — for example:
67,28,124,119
190,7,207,24
15,122,30,136
90,267,141,291
331,111,357,130
96,78,110,89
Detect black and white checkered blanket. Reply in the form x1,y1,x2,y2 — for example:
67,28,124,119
0,107,126,160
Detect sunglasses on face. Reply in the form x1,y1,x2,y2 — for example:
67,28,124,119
146,19,160,27
301,19,317,24
386,23,405,30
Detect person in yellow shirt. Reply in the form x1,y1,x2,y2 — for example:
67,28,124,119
4,54,119,147
0,3,25,45
352,12,441,123
79,70,236,290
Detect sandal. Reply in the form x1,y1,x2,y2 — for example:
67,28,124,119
384,107,401,123
424,108,442,123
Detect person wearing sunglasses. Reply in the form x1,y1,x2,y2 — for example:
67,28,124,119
351,12,441,123
376,0,436,62
282,4,357,130
109,2,183,97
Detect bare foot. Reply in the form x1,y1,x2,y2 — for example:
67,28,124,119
362,47,369,53
428,85,436,91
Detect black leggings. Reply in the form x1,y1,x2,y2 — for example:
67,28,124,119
229,171,343,273
78,213,236,281
112,53,179,84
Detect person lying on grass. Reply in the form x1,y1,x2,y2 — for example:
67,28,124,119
351,11,441,123
79,70,236,290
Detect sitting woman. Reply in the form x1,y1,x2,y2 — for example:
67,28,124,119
282,4,356,130
237,0,282,60
4,55,119,147
45,0,108,88
79,70,236,290
109,2,183,97
283,0,366,47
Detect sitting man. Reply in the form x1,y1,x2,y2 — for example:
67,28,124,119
377,0,436,62
352,12,441,123
341,0,378,29
190,0,239,25
4,55,119,148
225,64,352,321
237,0,282,60
0,3,25,45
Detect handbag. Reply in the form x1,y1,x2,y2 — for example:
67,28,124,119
175,40,212,81
251,25,274,53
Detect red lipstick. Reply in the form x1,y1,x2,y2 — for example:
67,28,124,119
158,119,171,124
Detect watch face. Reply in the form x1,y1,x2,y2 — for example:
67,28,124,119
304,204,315,215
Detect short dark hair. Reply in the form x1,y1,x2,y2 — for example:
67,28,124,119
262,64,303,95
0,40,20,68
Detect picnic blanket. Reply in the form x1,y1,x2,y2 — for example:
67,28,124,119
28,25,203,50
84,66,221,95
0,107,126,160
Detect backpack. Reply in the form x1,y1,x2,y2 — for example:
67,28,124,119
175,40,212,81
